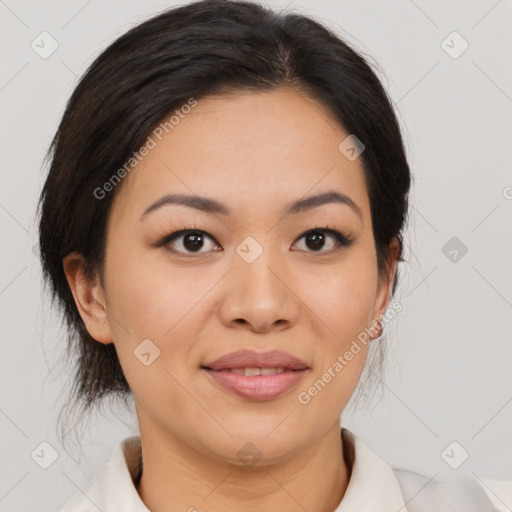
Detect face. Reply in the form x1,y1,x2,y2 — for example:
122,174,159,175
66,88,397,465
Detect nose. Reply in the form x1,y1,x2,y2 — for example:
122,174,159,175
218,249,300,333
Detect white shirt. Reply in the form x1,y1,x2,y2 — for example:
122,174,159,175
59,428,511,512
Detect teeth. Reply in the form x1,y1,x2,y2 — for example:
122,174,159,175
228,367,287,376
244,368,261,376
261,367,286,375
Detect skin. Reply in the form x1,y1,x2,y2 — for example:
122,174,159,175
63,88,398,512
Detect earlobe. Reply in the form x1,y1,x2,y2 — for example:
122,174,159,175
62,251,113,344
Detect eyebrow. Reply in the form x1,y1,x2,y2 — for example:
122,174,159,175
140,190,362,221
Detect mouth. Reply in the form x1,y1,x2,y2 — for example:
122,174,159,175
201,367,305,375
202,349,309,371
200,349,310,401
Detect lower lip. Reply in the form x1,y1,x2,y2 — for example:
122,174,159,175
203,369,308,401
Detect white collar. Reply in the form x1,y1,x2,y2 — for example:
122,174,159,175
336,428,407,511
59,427,407,512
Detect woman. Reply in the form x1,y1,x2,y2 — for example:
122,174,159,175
37,0,509,510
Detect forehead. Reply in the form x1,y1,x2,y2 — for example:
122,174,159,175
111,88,370,222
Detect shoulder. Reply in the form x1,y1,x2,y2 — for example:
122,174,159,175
393,468,512,512
58,435,148,512
341,427,511,512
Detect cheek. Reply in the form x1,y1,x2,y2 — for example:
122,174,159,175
102,247,207,410
102,243,223,399
300,250,378,342
104,240,211,338
294,260,375,416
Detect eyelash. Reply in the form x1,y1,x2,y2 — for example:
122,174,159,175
156,224,354,256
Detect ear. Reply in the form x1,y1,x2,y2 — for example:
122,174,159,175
370,237,400,339
62,251,113,344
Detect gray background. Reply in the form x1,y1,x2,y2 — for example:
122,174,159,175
1,0,511,510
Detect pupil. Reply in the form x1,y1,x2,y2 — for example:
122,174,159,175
306,231,325,250
184,232,203,251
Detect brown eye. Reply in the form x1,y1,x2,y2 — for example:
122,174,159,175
182,232,206,251
292,228,353,253
304,231,327,250
159,230,220,254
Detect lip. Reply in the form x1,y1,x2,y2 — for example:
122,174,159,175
202,349,309,371
201,349,310,401
203,368,308,401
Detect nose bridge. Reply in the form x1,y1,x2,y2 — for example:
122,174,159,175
234,233,288,300
218,234,299,331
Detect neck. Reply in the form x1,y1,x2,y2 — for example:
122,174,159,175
135,421,350,512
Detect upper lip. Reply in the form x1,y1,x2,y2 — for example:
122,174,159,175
202,349,309,371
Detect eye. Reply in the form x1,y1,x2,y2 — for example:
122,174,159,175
292,228,353,253
158,229,221,254
156,226,353,256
